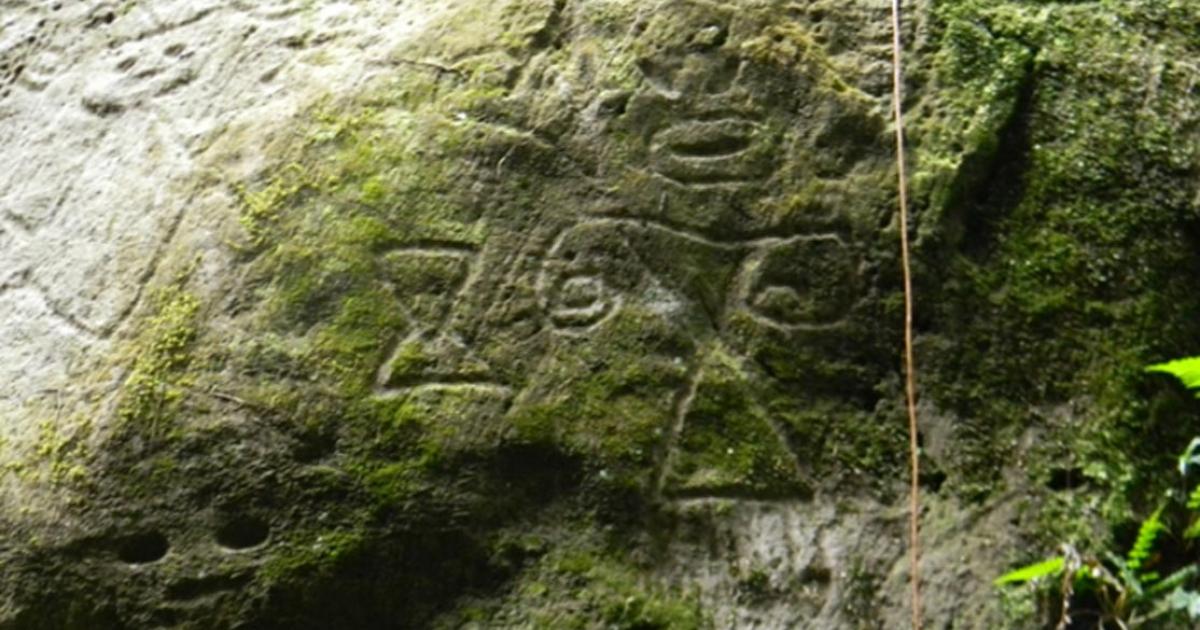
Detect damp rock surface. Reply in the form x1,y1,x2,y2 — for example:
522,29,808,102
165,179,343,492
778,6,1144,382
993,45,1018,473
2,1,1199,629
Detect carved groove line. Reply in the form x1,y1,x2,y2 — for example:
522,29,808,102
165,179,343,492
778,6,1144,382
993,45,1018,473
373,245,512,398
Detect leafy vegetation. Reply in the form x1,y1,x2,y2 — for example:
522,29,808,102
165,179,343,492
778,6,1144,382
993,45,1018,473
1147,359,1200,397
996,358,1200,628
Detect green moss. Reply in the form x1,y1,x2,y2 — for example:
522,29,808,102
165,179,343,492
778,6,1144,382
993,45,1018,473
910,4,1036,235
915,0,1200,545
234,164,314,248
260,529,367,584
665,347,808,497
115,285,200,434
359,461,425,508
738,21,861,100
506,308,696,491
433,541,710,629
33,418,90,485
554,554,707,629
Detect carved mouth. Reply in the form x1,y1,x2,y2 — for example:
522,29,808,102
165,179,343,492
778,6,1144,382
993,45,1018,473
665,129,754,158
164,573,251,603
650,118,773,185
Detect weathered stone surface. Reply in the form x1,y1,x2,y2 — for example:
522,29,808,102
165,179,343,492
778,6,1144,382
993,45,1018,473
2,0,1199,628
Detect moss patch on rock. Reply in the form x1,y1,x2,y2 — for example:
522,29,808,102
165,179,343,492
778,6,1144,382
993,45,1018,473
911,1,1200,611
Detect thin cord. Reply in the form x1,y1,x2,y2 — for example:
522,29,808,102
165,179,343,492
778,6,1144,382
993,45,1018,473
889,1,923,628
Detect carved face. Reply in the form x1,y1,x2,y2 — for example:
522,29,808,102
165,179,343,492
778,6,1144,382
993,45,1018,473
11,421,344,630
362,201,882,501
101,511,273,629
579,0,883,238
359,0,892,501
13,3,894,626
631,1,780,188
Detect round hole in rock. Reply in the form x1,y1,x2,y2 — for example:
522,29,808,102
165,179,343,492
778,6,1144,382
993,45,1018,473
117,531,170,564
215,516,270,550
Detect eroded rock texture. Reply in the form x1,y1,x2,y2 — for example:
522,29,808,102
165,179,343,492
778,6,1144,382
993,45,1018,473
2,1,1200,628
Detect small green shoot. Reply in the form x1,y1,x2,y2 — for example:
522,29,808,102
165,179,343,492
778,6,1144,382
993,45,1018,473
1146,357,1200,395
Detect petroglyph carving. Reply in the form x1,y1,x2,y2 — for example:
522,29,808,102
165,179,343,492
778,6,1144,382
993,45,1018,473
537,224,630,335
374,246,509,398
738,235,861,332
0,4,209,344
0,10,60,100
649,117,775,186
0,266,100,340
531,218,865,500
370,216,864,489
539,218,861,335
546,275,615,330
380,247,475,327
658,346,812,500
628,4,783,189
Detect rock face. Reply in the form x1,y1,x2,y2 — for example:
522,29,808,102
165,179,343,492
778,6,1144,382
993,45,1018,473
2,1,1199,628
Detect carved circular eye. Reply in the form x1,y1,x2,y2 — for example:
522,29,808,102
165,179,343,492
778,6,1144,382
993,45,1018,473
546,274,616,331
746,236,859,328
541,223,638,333
116,531,170,565
215,516,270,551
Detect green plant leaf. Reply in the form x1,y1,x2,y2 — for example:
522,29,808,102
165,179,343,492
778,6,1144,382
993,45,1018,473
1145,566,1200,599
995,557,1065,586
1184,517,1200,540
1127,506,1166,576
1105,551,1147,598
1147,358,1200,397
1188,484,1200,511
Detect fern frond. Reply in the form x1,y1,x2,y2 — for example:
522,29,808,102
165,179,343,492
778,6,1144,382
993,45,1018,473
1144,565,1200,599
1184,518,1200,540
995,557,1065,586
1127,506,1167,578
1106,551,1145,598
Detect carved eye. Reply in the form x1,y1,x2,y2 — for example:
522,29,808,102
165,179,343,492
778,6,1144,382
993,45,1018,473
745,236,859,329
215,515,270,551
545,273,617,331
116,531,170,565
540,223,638,334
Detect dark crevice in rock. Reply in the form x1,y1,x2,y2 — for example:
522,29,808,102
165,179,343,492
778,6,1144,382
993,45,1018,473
946,54,1039,262
488,442,585,506
527,0,569,52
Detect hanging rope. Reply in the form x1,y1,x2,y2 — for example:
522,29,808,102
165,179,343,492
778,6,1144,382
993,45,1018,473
889,1,923,628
